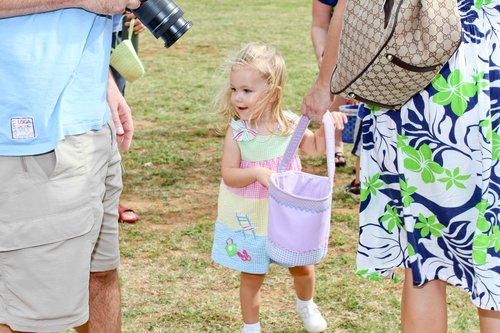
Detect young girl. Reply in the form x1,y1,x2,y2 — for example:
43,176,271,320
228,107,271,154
211,43,344,333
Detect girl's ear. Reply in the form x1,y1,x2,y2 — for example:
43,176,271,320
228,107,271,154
271,86,283,102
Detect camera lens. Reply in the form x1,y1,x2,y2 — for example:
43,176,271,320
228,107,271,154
132,0,192,48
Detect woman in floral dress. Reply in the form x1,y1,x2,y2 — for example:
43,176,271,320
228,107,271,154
302,0,500,331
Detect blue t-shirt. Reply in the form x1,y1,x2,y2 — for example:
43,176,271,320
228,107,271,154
318,0,338,6
0,9,112,156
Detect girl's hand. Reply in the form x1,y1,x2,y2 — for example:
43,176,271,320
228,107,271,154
254,167,274,188
328,110,347,130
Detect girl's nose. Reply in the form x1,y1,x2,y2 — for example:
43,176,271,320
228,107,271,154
233,91,243,102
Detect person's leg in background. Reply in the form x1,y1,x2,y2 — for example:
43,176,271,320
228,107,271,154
328,95,350,167
344,103,367,198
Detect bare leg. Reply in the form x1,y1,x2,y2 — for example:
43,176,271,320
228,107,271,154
240,273,266,324
290,265,327,332
76,269,121,333
0,325,14,333
329,95,350,156
478,308,500,333
354,156,361,183
289,265,315,301
334,129,343,152
0,324,30,333
401,268,447,333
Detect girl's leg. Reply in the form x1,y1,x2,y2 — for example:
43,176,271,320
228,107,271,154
478,308,500,333
289,265,315,301
289,265,327,332
240,272,266,324
401,268,447,333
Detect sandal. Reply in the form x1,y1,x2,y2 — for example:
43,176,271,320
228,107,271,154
335,152,347,167
118,203,140,223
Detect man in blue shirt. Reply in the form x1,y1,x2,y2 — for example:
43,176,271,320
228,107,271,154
0,1,140,332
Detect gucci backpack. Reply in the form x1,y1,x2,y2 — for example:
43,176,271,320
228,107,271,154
330,0,462,110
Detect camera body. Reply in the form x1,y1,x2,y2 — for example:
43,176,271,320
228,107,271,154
132,0,192,48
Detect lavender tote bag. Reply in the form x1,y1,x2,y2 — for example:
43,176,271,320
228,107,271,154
267,113,335,266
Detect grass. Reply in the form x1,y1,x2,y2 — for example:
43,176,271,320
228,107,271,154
115,0,480,332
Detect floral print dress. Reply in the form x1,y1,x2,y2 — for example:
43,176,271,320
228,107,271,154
356,0,500,310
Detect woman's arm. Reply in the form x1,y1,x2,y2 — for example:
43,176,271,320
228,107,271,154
311,0,333,66
221,128,274,188
301,0,348,122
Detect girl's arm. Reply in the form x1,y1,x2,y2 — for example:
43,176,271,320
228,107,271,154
299,111,346,156
221,128,274,188
299,127,326,157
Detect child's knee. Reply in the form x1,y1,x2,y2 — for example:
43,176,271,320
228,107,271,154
289,265,315,277
240,272,266,286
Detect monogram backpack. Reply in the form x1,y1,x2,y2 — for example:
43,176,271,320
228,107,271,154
330,0,462,110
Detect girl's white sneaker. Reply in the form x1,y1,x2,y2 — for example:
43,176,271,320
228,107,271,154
296,302,327,333
241,327,261,333
241,322,261,333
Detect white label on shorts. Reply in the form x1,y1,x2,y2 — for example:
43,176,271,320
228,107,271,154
11,117,35,139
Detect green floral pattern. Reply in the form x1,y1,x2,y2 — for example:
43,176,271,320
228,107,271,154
431,70,477,116
356,0,500,310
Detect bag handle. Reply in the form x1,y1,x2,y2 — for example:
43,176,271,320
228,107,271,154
278,113,336,187
113,16,136,48
127,18,136,40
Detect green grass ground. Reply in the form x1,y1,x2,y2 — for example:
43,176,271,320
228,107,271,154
116,1,480,331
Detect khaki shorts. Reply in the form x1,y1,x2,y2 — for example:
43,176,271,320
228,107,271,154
0,120,122,332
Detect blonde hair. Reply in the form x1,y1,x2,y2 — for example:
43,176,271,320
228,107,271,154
214,43,292,135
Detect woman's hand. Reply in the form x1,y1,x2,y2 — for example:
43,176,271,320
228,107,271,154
301,79,331,123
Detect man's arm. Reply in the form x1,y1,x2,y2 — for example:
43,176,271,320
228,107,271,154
107,70,134,152
0,0,140,18
0,0,76,17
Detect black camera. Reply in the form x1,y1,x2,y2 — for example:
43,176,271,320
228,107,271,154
132,0,192,48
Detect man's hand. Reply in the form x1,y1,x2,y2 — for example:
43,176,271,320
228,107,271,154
107,70,134,151
81,0,141,16
125,13,146,34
